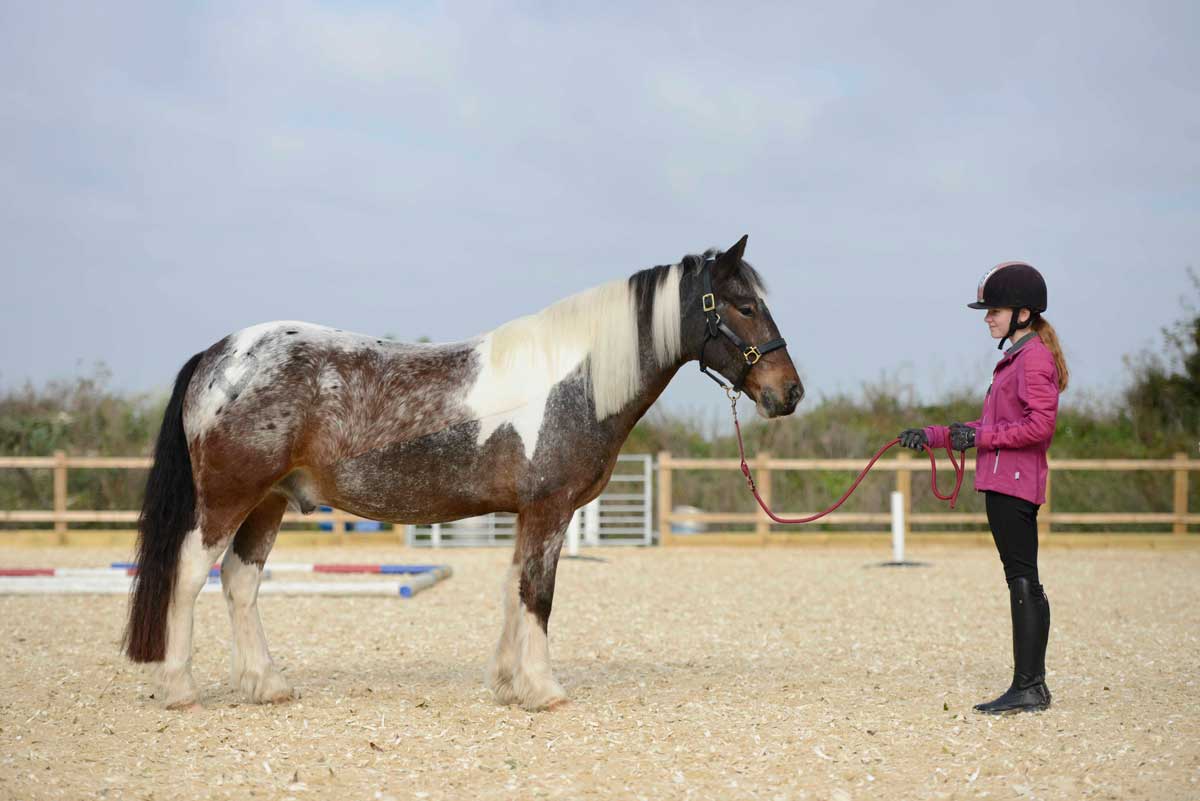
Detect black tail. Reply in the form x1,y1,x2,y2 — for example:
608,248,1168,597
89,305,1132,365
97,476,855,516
124,352,205,663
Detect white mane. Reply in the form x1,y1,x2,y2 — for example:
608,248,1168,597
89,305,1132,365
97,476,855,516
480,265,684,421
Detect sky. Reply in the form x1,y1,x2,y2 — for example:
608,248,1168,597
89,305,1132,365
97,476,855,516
2,1,1198,417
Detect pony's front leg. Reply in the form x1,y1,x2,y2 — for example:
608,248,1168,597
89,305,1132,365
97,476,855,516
488,502,570,711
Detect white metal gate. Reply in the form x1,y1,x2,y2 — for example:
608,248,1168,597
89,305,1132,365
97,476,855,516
406,454,652,547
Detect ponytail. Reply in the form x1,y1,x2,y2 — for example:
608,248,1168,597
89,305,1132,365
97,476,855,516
1032,317,1069,393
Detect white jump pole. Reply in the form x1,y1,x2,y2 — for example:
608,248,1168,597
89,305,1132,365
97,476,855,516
890,490,905,564
566,508,581,557
0,571,453,598
583,498,600,547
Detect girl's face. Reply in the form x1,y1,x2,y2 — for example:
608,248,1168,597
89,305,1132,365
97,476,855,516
984,308,1011,339
984,307,1029,339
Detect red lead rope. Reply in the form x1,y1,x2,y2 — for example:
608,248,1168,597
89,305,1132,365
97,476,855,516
729,395,967,524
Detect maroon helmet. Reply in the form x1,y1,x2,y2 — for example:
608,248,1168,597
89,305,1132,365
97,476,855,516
969,262,1047,348
968,262,1047,313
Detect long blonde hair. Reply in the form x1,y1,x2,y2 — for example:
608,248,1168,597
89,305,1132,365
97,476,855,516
1032,317,1069,392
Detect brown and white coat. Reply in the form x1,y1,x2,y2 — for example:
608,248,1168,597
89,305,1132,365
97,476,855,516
125,237,803,711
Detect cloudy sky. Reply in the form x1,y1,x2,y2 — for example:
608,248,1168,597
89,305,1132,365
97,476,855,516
2,2,1197,415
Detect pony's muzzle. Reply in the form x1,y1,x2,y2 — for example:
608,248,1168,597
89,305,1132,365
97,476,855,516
757,380,804,418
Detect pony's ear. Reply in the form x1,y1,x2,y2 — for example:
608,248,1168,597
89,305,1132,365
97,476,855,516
714,235,748,280
723,234,748,264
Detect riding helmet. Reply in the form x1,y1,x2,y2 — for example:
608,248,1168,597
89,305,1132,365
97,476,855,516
968,262,1047,313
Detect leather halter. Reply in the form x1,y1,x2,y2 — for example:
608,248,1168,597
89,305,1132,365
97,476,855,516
696,256,788,393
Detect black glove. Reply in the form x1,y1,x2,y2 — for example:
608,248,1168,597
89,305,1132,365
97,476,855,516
898,428,928,450
949,422,976,451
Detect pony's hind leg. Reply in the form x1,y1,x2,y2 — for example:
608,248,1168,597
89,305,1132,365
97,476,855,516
158,525,234,709
488,501,571,711
222,493,293,704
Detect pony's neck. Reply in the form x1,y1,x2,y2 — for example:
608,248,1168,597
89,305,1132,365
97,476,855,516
602,272,699,432
603,355,682,443
634,352,686,417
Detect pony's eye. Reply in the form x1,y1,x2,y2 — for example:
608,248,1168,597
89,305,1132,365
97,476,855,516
738,305,754,316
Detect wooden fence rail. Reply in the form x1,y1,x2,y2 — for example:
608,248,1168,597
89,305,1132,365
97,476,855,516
0,452,385,546
658,451,1198,547
2,451,1198,548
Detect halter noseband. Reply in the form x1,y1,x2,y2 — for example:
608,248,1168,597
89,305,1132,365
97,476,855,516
696,257,788,393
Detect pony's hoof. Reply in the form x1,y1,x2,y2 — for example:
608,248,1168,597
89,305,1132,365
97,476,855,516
158,668,200,710
545,698,570,712
258,669,294,704
519,682,568,712
488,677,521,707
487,667,565,711
238,667,294,704
167,700,204,713
255,679,294,705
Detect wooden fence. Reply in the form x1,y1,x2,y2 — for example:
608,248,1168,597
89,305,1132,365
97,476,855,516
658,451,1199,547
0,453,385,546
2,451,1198,547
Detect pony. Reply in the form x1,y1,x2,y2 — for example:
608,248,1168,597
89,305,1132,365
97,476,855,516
124,235,803,710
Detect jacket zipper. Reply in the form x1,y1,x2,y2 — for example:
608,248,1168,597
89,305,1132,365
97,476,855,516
993,449,1001,475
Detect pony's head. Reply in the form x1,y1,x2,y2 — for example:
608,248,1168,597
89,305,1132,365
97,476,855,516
683,236,804,418
512,235,804,422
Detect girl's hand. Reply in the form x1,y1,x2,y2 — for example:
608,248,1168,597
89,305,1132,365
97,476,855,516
949,423,976,451
898,428,928,450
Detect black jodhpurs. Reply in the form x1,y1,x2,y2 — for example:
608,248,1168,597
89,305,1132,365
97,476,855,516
984,490,1040,585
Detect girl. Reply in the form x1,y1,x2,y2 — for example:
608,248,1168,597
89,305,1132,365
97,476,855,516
899,262,1069,714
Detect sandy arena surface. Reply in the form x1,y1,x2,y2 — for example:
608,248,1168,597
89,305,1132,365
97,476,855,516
0,544,1197,801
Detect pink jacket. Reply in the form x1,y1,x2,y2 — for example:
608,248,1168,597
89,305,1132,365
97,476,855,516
925,335,1060,505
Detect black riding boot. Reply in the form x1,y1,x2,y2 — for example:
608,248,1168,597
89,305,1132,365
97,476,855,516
974,576,1052,714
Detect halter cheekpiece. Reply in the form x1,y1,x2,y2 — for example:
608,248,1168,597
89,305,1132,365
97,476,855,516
696,256,788,394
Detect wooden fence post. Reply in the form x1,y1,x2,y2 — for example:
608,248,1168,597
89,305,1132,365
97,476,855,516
53,450,68,544
334,508,349,545
755,452,772,544
1174,452,1189,535
658,452,673,546
895,451,911,540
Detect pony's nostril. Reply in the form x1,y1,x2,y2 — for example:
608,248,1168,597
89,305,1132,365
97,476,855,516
788,382,804,405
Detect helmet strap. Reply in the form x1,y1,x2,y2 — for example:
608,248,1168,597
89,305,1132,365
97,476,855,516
1000,309,1037,350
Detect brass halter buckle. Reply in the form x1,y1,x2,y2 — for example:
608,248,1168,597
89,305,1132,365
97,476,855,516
743,346,762,365
701,293,716,312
